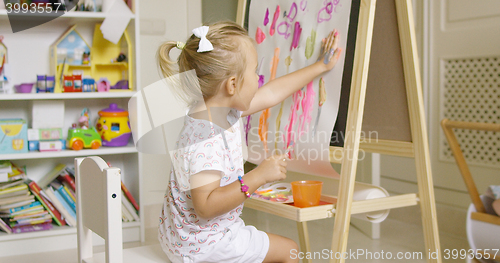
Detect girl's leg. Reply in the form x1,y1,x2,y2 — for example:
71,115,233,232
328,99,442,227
263,233,299,263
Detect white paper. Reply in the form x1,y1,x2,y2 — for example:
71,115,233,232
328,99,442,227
100,0,133,44
246,0,352,177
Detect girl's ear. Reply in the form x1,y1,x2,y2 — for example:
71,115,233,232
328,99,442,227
225,76,237,95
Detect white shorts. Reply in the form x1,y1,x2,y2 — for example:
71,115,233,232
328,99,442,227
166,222,270,263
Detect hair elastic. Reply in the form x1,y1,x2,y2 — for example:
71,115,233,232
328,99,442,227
238,176,251,198
176,41,185,50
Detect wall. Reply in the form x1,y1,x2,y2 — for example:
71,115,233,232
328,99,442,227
202,0,238,23
138,0,201,210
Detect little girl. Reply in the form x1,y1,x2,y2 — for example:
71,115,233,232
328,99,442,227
157,21,340,263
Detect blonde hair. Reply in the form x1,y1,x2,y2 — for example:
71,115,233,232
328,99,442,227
157,21,253,105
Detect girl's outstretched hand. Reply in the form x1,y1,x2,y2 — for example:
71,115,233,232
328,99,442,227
317,29,342,71
254,154,288,184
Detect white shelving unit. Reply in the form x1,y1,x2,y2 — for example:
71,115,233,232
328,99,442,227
0,3,143,257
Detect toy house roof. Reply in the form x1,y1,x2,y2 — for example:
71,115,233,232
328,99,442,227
51,25,91,51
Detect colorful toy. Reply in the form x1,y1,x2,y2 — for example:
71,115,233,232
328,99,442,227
0,119,28,154
63,75,83,92
82,78,95,92
36,75,55,93
15,83,34,93
96,103,131,147
82,52,90,65
67,126,101,150
97,77,110,92
67,108,101,150
110,80,128,90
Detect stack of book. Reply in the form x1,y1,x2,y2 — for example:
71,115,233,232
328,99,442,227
121,181,140,222
0,162,141,234
0,179,53,234
40,164,140,225
36,164,76,227
67,166,139,222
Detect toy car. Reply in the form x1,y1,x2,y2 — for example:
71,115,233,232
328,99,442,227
67,127,102,150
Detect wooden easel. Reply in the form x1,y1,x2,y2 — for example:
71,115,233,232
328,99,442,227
237,0,442,262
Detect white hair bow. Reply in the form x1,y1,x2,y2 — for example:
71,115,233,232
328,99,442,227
192,26,214,52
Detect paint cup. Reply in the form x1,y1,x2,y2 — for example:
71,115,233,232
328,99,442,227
291,180,323,208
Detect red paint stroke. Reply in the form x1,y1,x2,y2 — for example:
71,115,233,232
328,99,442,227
258,48,279,152
255,27,266,44
264,8,269,26
270,5,280,36
290,22,302,51
298,81,316,135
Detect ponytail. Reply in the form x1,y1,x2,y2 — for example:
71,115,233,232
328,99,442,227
157,41,178,78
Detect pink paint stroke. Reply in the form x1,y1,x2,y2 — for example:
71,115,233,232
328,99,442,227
264,8,269,26
284,89,303,151
287,2,298,21
298,80,316,135
270,5,280,36
290,22,302,51
277,21,291,39
255,27,266,44
317,0,333,23
300,0,307,11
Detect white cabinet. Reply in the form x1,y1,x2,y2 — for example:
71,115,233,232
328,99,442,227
0,6,143,257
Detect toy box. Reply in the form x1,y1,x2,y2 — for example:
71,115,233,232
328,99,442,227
28,128,63,141
0,119,28,154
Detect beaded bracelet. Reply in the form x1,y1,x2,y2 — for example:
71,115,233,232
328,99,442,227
237,176,251,198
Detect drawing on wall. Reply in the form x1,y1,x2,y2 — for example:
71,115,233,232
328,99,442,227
246,0,352,177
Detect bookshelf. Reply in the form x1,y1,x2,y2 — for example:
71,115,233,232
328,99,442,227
0,2,143,257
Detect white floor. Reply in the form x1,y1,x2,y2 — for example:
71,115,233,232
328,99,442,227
0,207,471,263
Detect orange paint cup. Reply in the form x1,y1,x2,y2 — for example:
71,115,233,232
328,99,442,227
291,180,323,208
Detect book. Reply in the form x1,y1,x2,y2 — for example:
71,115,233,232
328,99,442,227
0,193,33,206
0,161,12,182
0,199,35,211
53,189,76,225
58,173,76,192
44,187,76,227
7,162,27,182
0,183,28,197
11,210,48,221
37,164,66,190
0,218,12,234
121,203,132,222
0,179,26,191
11,221,53,234
1,204,44,217
10,214,52,227
0,160,12,174
61,182,76,202
122,192,140,222
121,181,140,212
51,181,76,213
4,201,41,213
26,179,66,226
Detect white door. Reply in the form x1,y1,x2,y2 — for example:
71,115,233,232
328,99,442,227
381,0,500,237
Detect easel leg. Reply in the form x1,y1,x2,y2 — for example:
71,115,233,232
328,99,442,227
297,221,312,263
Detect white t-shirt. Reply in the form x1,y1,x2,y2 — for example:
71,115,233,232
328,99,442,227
158,108,245,257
